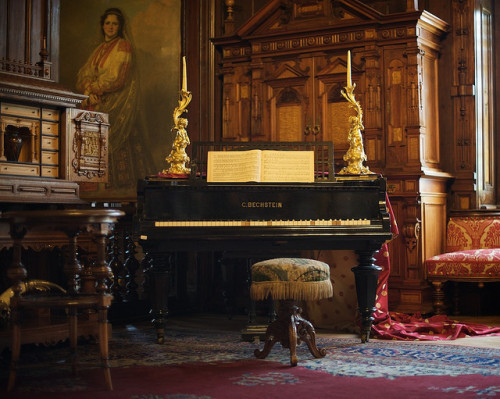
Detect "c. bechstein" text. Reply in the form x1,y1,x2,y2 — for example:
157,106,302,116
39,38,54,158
241,201,283,208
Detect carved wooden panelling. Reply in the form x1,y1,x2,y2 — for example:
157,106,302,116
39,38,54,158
214,0,451,312
65,110,109,183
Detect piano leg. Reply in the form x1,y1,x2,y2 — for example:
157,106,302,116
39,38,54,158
148,253,171,344
352,249,382,343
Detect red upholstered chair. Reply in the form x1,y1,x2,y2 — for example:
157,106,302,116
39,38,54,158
425,212,500,315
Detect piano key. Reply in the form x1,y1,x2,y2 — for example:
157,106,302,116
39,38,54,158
153,219,373,227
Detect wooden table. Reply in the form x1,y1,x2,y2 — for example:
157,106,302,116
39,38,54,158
2,208,124,391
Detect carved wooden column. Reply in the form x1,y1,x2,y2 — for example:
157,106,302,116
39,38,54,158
221,64,237,140
250,59,264,137
361,47,383,170
448,0,495,209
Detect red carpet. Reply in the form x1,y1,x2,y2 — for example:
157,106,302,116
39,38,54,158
5,360,500,399
2,320,500,399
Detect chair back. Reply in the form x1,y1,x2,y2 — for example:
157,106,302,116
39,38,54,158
446,216,500,252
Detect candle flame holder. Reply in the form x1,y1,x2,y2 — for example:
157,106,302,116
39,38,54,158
338,56,373,175
161,88,192,177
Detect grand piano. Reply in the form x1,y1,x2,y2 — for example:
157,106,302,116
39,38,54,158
136,142,393,343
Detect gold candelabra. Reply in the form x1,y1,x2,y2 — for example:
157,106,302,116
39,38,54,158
338,50,373,175
163,56,192,176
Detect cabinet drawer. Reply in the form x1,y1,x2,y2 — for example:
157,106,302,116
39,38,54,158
0,162,40,176
42,108,59,121
42,166,59,178
41,136,59,150
41,151,59,165
1,103,40,118
41,122,59,135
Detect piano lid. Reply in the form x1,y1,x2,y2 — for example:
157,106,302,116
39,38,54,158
137,176,388,223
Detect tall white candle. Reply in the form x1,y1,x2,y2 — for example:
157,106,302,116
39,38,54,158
347,50,352,87
182,56,187,91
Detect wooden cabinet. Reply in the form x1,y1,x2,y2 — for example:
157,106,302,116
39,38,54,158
0,0,109,204
1,102,59,178
213,0,452,312
219,50,358,165
0,80,109,204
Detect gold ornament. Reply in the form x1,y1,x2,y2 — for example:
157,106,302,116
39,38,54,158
163,56,192,176
338,50,373,176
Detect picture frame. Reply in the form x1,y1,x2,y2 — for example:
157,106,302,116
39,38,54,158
59,0,182,201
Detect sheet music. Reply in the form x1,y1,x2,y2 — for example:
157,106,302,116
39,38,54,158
207,150,314,183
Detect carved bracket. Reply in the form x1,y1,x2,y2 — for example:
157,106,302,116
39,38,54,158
401,221,420,252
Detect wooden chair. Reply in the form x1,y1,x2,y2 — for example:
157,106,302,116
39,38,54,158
3,209,124,392
249,257,333,366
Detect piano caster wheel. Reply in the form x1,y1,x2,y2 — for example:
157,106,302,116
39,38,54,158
360,332,369,343
156,330,165,344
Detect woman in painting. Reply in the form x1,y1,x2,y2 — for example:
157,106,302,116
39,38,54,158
77,8,153,196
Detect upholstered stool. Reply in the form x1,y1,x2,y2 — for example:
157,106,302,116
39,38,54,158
250,257,333,366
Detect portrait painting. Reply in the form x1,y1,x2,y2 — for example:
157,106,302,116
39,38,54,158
59,0,181,201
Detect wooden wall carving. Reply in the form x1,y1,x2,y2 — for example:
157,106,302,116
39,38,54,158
67,110,109,183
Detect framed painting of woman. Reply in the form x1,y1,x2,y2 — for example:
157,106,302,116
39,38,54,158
59,0,182,201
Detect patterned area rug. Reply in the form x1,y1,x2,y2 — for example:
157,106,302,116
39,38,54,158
1,321,500,398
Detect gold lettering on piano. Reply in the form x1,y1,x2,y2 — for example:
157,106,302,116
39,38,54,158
241,201,283,208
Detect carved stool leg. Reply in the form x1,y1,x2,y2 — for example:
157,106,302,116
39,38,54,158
254,300,327,366
294,312,327,359
254,325,280,360
288,313,298,366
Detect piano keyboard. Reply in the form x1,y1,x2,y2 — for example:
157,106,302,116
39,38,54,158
154,219,372,227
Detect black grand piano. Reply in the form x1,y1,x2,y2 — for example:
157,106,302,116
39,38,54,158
136,142,393,343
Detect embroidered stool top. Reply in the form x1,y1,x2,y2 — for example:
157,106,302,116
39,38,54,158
250,258,333,301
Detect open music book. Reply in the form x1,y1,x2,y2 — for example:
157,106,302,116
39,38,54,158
207,149,315,183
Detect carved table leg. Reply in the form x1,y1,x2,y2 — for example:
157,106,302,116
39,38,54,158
6,222,27,392
7,304,21,392
69,307,78,375
99,295,113,391
88,222,115,391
